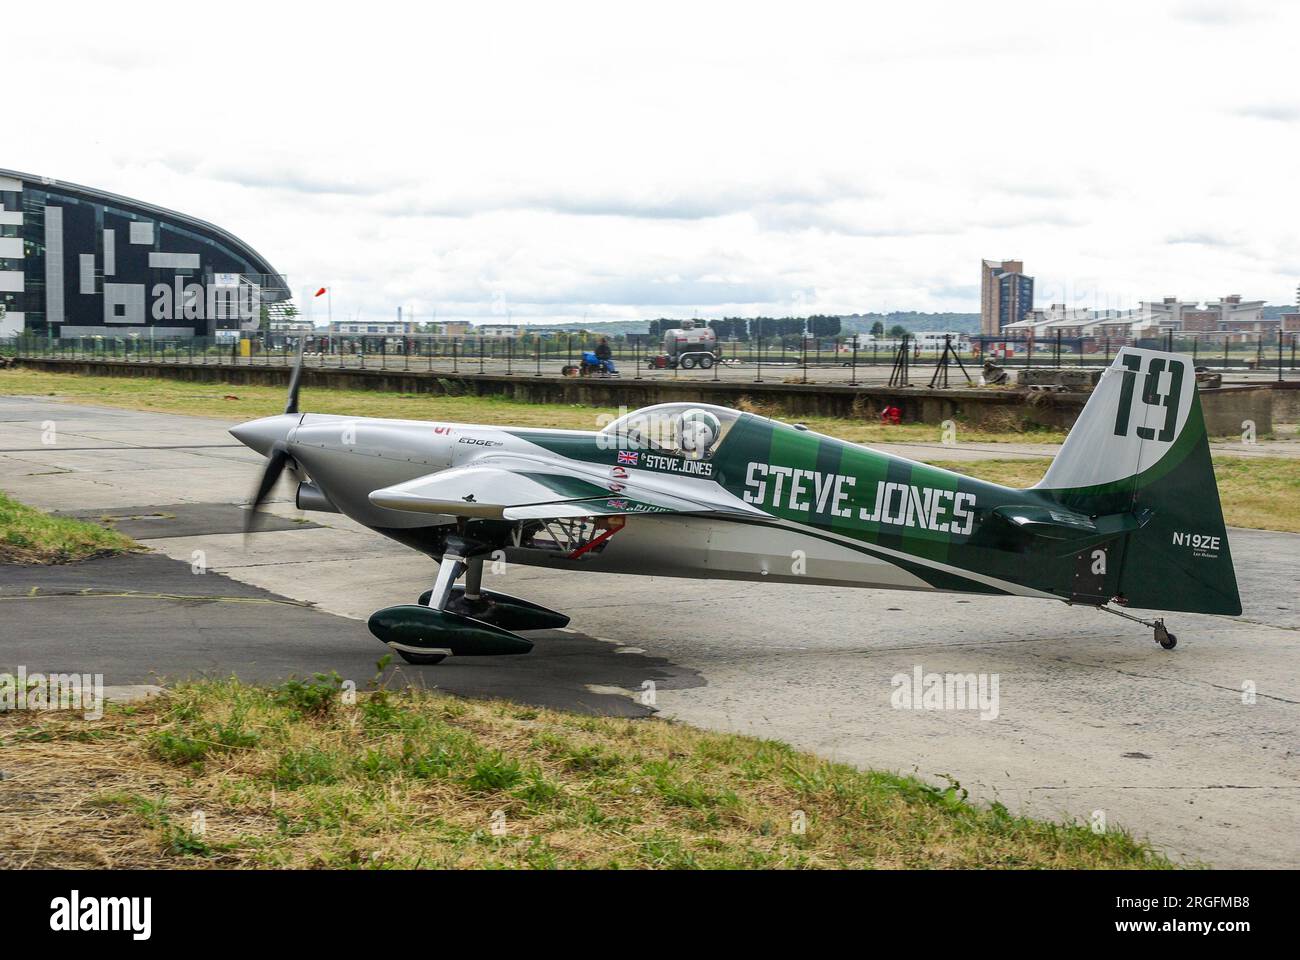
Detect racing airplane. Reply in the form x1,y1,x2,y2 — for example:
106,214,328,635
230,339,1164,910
231,346,1240,664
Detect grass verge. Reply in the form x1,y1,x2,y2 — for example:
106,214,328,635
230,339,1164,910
0,674,1168,869
0,490,138,563
0,368,1067,445
927,457,1300,533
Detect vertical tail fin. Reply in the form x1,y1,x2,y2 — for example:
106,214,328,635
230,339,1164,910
1035,347,1241,616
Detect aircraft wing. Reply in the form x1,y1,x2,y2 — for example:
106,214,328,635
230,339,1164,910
367,457,742,520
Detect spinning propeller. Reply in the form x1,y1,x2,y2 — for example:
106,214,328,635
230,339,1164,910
244,340,305,533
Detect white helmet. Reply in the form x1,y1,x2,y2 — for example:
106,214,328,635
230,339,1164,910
677,408,722,458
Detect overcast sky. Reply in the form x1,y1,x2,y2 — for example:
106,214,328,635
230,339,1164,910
9,0,1299,325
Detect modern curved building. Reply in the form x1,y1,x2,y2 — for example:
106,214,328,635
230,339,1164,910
0,168,290,339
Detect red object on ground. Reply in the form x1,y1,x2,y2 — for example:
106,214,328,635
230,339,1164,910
314,287,328,297
880,406,902,425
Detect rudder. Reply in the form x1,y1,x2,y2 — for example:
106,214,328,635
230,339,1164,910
1034,347,1241,616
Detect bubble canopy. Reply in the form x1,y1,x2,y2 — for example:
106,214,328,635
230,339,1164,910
599,403,743,460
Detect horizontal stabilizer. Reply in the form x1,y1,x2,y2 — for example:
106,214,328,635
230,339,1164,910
991,504,1144,542
992,504,1098,540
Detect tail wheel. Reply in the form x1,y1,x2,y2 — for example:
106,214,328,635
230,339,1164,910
1154,621,1178,650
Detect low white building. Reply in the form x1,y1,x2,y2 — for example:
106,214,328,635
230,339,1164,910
328,320,416,337
1003,304,1156,341
1003,295,1272,343
476,323,521,337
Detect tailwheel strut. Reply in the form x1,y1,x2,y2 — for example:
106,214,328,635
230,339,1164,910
1096,601,1178,650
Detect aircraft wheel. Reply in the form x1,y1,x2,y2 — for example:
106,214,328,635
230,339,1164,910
1154,620,1177,650
394,650,448,665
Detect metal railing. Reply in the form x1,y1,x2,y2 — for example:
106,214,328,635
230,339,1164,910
3,331,1295,385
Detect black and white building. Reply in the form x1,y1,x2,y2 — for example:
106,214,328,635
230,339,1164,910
0,168,290,339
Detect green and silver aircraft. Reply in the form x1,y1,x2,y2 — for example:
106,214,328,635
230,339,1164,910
231,346,1240,663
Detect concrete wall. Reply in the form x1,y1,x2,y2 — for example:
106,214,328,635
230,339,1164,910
1269,382,1300,424
13,356,1285,434
12,357,1093,429
1199,385,1273,437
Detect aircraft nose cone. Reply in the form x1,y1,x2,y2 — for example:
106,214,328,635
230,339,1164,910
229,414,298,457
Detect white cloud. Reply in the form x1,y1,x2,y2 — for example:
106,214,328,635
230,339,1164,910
6,0,1299,324
1232,103,1300,123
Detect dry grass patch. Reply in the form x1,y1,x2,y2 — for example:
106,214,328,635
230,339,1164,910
0,368,614,432
924,456,1299,533
1206,456,1300,533
1,369,1067,445
923,458,1054,490
0,675,1168,869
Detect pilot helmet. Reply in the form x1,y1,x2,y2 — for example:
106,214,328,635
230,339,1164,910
677,408,722,458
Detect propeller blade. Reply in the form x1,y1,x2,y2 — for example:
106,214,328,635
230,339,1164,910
245,443,291,532
284,338,305,415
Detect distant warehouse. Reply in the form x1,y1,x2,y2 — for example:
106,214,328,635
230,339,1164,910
0,168,291,339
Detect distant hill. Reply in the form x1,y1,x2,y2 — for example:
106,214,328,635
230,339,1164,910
516,312,982,337
839,312,981,334
511,305,1293,337
518,320,650,335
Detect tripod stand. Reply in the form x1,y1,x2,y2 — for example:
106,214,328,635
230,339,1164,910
888,336,912,387
928,335,972,389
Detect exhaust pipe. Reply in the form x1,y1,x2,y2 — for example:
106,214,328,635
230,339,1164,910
296,482,339,514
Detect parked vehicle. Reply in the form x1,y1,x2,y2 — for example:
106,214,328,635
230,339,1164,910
650,320,717,369
561,350,618,378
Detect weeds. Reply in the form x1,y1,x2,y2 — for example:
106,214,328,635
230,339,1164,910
0,679,1173,869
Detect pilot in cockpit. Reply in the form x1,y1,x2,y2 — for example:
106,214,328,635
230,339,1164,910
676,408,723,460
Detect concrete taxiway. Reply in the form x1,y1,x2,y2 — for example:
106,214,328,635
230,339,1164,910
0,396,1296,868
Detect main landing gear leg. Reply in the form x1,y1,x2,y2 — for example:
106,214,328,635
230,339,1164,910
425,550,467,612
369,535,536,665
395,539,478,665
1096,602,1178,650
462,555,484,603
